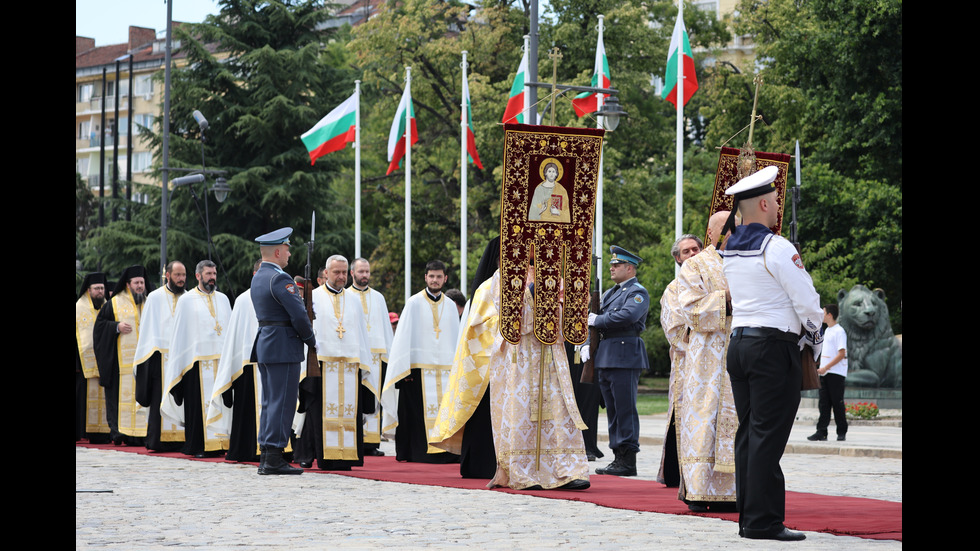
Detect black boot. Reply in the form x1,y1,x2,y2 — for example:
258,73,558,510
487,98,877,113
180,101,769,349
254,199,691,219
602,449,637,476
595,448,622,475
259,448,303,475
257,445,267,474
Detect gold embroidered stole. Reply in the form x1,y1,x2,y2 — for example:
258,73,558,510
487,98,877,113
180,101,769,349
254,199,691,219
112,292,147,437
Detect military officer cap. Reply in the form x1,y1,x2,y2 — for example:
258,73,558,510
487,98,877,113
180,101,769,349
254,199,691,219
723,165,779,235
254,227,293,246
609,245,642,266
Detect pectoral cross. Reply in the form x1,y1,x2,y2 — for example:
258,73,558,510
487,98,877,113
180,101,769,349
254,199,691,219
433,326,441,339
336,323,346,339
215,322,222,336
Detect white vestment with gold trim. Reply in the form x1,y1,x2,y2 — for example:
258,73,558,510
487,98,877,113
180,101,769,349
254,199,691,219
162,287,231,452
381,290,460,447
488,275,589,490
675,245,737,502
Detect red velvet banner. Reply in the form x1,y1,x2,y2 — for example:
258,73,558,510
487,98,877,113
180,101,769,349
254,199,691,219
498,123,604,345
710,147,792,236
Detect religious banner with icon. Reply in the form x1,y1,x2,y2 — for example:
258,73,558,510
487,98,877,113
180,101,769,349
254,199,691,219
498,123,604,346
709,147,792,236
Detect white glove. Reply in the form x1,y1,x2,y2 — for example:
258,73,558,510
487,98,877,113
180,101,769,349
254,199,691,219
799,331,823,362
579,344,590,363
588,313,598,326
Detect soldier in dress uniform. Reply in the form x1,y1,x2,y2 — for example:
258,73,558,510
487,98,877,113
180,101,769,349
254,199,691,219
250,227,317,475
585,246,649,477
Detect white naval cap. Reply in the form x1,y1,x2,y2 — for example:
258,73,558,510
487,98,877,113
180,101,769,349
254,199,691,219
725,165,779,200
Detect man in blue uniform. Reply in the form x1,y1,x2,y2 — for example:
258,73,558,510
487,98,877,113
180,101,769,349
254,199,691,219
586,246,650,477
720,166,822,541
250,227,317,475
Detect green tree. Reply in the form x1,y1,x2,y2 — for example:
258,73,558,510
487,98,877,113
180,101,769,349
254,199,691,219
82,0,360,296
733,0,902,186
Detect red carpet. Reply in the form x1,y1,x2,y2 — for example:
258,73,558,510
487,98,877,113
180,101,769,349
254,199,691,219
77,442,901,541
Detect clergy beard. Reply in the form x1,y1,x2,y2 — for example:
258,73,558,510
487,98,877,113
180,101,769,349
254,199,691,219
91,296,105,309
167,281,185,295
203,281,216,293
132,292,146,305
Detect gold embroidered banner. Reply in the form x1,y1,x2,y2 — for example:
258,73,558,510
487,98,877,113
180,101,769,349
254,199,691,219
498,123,604,346
710,147,792,236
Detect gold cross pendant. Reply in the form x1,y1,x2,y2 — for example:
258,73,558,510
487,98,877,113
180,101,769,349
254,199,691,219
336,324,346,339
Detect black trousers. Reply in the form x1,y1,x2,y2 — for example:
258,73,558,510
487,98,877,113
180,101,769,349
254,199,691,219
816,373,848,437
727,331,801,537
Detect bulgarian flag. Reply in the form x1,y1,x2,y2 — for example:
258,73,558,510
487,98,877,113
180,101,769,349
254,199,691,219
572,33,610,117
663,14,698,108
386,86,418,176
301,93,356,166
502,49,529,124
462,75,483,169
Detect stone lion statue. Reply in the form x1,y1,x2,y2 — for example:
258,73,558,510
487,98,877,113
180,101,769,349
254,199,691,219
837,285,902,388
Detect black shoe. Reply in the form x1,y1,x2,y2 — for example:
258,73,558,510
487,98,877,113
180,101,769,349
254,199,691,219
746,528,806,541
595,459,620,475
522,485,544,491
837,435,846,441
298,460,313,468
365,448,386,456
601,450,637,477
557,479,590,490
259,448,303,475
686,502,709,512
806,432,827,441
587,453,597,462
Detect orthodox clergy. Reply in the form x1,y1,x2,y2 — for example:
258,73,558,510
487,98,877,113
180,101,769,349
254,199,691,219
348,257,394,456
488,265,590,490
657,234,703,487
296,255,375,470
674,211,738,510
431,237,500,478
132,261,186,452
207,260,263,462
76,272,109,443
162,260,232,457
381,260,461,463
93,266,151,445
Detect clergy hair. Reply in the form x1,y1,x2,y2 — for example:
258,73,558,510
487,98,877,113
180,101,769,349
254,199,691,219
445,288,467,309
425,259,447,275
352,257,370,270
671,234,703,260
325,255,349,269
195,259,216,275
165,260,184,274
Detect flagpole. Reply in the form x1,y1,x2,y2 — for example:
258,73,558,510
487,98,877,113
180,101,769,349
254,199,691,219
674,1,684,277
460,51,469,294
354,80,361,259
405,66,412,304
523,35,531,124
595,15,605,291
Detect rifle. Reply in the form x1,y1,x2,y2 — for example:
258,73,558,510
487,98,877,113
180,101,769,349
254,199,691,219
581,267,600,384
305,211,320,377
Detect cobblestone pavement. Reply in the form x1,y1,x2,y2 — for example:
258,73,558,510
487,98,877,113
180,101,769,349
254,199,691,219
77,410,901,550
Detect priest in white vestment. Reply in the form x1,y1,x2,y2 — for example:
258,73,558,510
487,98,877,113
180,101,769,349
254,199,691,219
133,261,187,452
488,268,590,490
295,255,375,470
206,286,263,461
674,213,737,509
162,260,232,456
381,260,460,463
348,258,393,456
